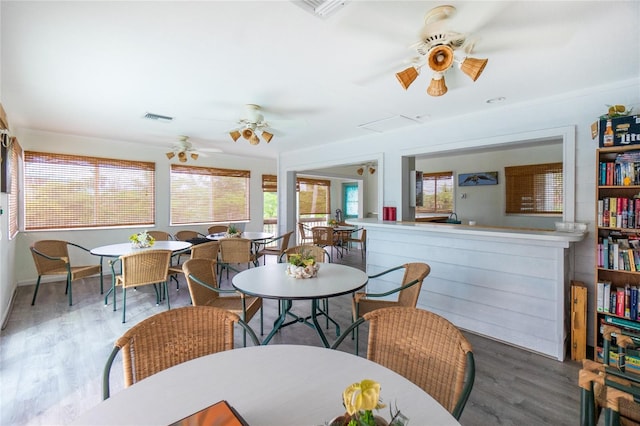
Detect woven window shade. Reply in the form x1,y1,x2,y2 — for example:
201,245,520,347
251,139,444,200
416,171,453,214
505,162,563,214
24,152,155,230
298,177,331,215
262,174,277,192
9,137,22,238
170,164,250,225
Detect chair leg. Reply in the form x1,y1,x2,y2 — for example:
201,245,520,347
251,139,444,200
31,276,43,306
67,276,73,306
122,288,127,323
165,281,170,310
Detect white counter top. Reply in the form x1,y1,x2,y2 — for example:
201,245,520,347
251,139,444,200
347,218,586,244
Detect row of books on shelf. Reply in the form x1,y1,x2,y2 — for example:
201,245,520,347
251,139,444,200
596,346,640,374
597,236,640,270
596,282,640,319
597,197,640,228
599,151,640,186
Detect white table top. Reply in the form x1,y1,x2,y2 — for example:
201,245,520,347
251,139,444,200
206,231,273,241
73,345,459,426
90,240,192,257
232,263,368,300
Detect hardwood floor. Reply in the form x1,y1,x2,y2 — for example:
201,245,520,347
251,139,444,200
0,248,581,425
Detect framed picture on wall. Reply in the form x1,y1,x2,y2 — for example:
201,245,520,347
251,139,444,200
458,171,498,186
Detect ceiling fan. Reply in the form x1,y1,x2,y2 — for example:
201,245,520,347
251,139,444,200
166,136,220,162
228,104,275,145
395,5,488,96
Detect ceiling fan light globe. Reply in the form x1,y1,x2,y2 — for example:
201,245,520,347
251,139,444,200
427,74,448,96
357,167,364,175
369,167,376,174
241,128,254,140
427,45,454,72
229,130,241,142
460,57,488,82
249,133,260,145
166,152,175,160
190,153,199,160
178,151,187,162
395,66,419,90
261,131,274,143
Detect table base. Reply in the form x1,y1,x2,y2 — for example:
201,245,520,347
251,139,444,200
262,299,341,347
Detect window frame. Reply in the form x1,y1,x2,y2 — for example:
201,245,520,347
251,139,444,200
416,171,454,214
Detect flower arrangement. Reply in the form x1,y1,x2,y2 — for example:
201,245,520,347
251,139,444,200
328,219,338,226
129,230,155,248
224,224,241,238
286,250,319,279
329,379,406,426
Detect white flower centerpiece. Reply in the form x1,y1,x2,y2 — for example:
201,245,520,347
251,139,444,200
286,251,319,279
129,230,155,248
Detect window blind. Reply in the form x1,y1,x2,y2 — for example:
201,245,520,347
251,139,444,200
262,174,277,193
8,136,21,238
298,177,331,215
170,164,250,224
24,152,155,230
505,162,563,214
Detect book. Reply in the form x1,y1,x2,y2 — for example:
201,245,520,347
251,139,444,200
597,281,605,312
604,282,612,313
617,287,626,316
170,400,248,426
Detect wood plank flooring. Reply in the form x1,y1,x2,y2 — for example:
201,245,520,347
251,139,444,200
0,248,581,425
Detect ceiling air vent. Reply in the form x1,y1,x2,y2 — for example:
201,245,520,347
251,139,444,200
294,0,348,18
143,112,174,122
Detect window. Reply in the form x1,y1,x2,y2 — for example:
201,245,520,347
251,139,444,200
298,177,331,216
24,152,155,230
170,164,250,225
8,136,21,238
262,174,278,231
416,171,454,214
505,162,563,214
343,183,358,218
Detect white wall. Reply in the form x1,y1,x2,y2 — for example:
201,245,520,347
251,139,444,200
279,78,640,346
9,129,276,288
416,141,563,228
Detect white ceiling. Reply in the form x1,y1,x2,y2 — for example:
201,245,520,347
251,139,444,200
2,1,639,160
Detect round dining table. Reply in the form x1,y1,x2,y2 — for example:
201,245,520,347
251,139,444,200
206,231,273,241
89,240,192,257
232,263,368,347
72,344,459,426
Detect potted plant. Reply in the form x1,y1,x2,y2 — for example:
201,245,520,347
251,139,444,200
330,379,406,426
225,224,241,238
129,230,155,248
286,250,319,278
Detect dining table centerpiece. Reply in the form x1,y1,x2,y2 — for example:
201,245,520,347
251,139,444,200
224,224,242,238
329,379,407,426
286,251,319,279
129,230,155,248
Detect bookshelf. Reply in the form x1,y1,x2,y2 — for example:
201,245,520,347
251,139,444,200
595,145,640,362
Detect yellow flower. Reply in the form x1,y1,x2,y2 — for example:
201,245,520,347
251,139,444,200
342,379,384,415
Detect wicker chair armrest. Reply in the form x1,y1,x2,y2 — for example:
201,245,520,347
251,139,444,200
187,273,241,296
452,351,475,420
359,278,421,299
367,265,405,279
66,241,93,253
102,345,121,400
331,317,366,350
31,247,69,264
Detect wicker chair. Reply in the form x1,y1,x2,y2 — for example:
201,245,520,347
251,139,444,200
332,307,475,421
102,305,259,399
312,226,341,258
218,238,258,280
183,258,263,345
207,224,229,235
256,231,294,265
147,231,172,241
108,249,172,323
579,325,640,426
346,228,367,259
30,240,103,306
174,230,207,242
351,262,431,354
168,241,220,286
298,222,313,245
